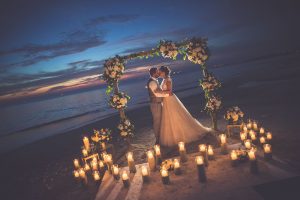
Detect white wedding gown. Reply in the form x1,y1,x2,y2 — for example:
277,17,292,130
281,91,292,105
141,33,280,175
160,77,211,147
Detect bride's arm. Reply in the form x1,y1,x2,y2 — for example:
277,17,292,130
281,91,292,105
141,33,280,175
164,79,173,95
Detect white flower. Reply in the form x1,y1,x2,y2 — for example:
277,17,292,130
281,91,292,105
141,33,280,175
124,120,130,126
110,71,116,78
120,97,127,105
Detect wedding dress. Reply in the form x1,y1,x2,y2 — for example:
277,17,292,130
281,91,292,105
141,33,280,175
159,77,211,147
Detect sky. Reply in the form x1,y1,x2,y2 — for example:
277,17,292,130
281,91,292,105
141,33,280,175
0,0,299,102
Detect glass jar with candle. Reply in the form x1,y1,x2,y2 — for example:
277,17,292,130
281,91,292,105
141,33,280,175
173,159,181,175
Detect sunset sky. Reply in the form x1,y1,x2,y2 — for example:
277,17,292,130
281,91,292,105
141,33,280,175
0,0,299,102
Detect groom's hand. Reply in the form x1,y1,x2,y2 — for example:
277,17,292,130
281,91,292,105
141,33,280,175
169,92,173,96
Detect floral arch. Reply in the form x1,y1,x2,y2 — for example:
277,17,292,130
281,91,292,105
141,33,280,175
102,38,222,141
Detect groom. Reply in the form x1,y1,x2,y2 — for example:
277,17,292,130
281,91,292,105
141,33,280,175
147,67,169,144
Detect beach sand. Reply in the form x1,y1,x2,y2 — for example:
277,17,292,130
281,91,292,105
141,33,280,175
0,57,299,200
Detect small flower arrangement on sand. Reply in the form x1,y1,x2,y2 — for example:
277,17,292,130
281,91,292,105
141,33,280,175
224,106,244,124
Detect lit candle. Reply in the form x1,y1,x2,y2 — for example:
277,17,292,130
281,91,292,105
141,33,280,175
247,120,252,129
220,134,228,154
243,125,248,133
112,165,120,180
266,132,272,141
91,160,98,171
83,137,90,151
260,136,266,145
244,139,252,149
178,142,188,162
98,160,105,172
93,171,101,183
154,145,162,165
253,121,258,130
173,159,181,175
263,144,272,160
160,168,170,184
122,170,130,188
73,159,80,169
248,148,258,174
230,150,238,167
207,145,214,160
195,156,206,182
147,151,156,171
126,152,136,173
199,144,208,166
141,166,149,183
250,131,257,142
240,132,247,142
104,154,113,173
73,170,80,179
84,163,90,171
82,148,88,157
79,168,88,184
259,127,265,135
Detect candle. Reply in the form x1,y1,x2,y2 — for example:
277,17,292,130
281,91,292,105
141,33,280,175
83,137,90,151
243,125,248,133
250,131,257,141
73,159,80,169
84,163,90,171
98,160,105,172
73,170,80,178
160,168,170,184
247,121,252,129
259,127,265,135
104,154,113,173
266,132,272,141
93,171,101,182
82,148,88,157
253,122,258,130
220,134,228,154
199,144,208,166
91,160,98,171
195,156,206,182
207,145,214,160
230,150,238,167
126,152,136,173
112,165,120,180
154,145,162,165
122,171,130,188
147,151,156,171
178,142,188,162
240,132,247,142
263,144,272,160
244,139,252,149
141,166,150,182
260,136,266,145
173,159,181,175
79,168,88,184
248,148,258,174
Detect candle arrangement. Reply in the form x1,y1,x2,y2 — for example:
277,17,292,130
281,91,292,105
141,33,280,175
178,142,188,162
127,152,137,173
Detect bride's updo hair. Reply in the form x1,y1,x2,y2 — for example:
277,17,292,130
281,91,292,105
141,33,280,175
159,66,171,77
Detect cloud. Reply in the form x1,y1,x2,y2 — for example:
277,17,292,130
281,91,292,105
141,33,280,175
86,14,140,27
0,31,106,70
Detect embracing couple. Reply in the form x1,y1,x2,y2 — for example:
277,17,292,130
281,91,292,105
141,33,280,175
147,66,212,147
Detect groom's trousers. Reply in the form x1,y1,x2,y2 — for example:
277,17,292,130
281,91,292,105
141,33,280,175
150,102,162,141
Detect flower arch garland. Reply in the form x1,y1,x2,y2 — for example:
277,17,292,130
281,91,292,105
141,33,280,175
102,38,222,141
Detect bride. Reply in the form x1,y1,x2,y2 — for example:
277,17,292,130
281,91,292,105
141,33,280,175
159,66,212,147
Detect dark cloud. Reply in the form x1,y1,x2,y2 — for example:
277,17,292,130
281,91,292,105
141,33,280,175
68,59,104,69
86,14,140,27
0,31,106,70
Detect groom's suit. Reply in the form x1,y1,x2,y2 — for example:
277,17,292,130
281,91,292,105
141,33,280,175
147,77,169,143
